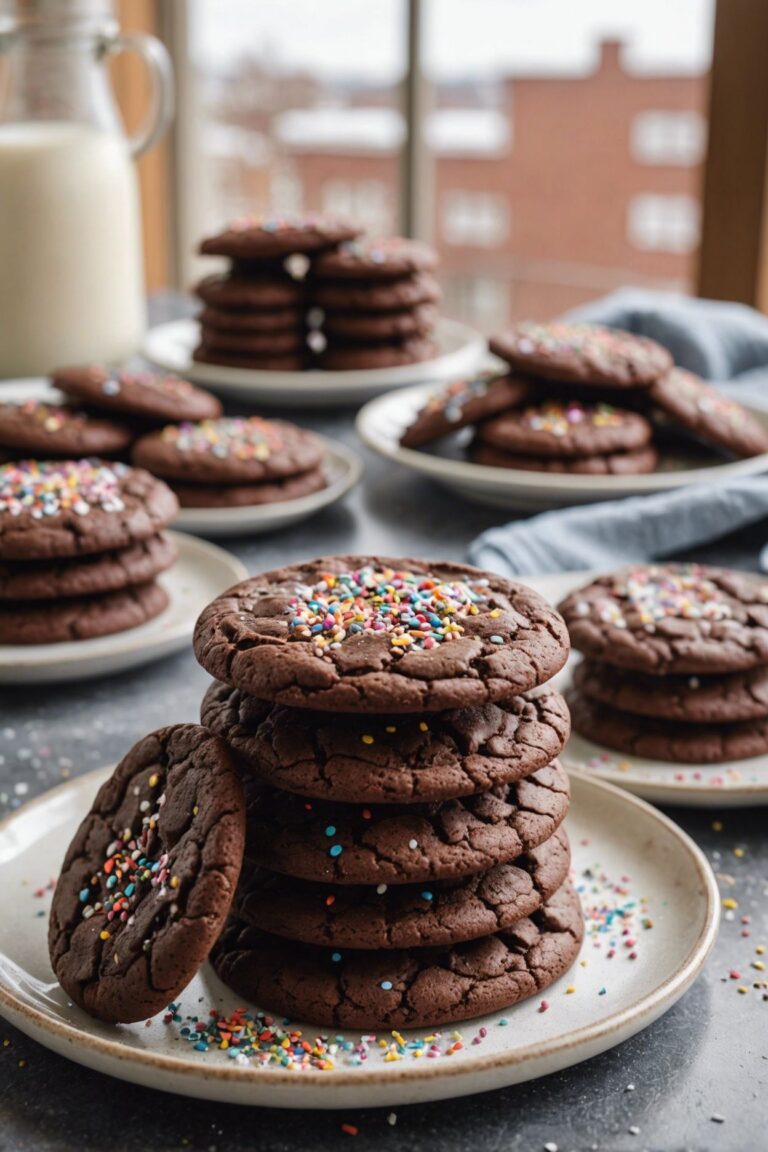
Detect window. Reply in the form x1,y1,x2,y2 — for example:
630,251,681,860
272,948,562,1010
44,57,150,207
321,179,393,235
631,111,706,165
628,194,700,253
442,191,508,247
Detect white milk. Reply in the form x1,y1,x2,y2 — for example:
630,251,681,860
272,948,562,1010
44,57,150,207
0,121,146,378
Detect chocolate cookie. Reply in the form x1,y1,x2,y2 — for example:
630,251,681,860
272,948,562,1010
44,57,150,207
323,304,437,341
490,323,672,388
648,368,768,459
132,418,323,484
0,580,169,644
201,681,570,803
192,346,307,372
196,328,306,355
235,826,570,950
53,366,222,424
476,402,653,458
199,215,360,259
213,880,583,1029
193,556,570,713
559,565,768,675
195,272,305,311
313,237,438,280
0,400,132,458
198,306,304,333
243,761,570,885
573,659,768,724
314,272,442,312
171,468,327,509
48,724,245,1023
469,442,659,476
568,691,768,763
401,371,529,449
0,460,178,561
0,533,176,600
319,338,438,371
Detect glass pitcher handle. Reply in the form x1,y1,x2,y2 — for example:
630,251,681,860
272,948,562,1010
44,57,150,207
104,33,174,159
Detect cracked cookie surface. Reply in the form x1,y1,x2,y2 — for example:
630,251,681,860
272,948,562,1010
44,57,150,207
235,826,570,950
213,879,583,1029
48,724,245,1023
193,556,569,714
559,564,768,675
201,680,570,803
243,760,570,885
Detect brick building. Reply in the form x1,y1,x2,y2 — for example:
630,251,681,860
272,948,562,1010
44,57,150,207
202,40,708,329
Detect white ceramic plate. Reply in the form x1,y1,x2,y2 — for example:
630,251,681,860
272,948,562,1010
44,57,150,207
529,571,768,807
142,317,487,408
0,532,246,685
356,379,768,510
174,437,362,538
0,767,718,1108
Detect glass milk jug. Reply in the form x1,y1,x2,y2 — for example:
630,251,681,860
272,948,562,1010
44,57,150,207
0,0,173,377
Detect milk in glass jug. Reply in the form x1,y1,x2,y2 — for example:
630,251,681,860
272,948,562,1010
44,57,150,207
0,0,173,377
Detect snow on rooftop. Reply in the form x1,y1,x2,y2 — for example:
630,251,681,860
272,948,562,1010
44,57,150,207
274,106,510,155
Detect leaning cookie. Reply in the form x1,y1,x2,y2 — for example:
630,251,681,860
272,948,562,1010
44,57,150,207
558,564,768,675
193,556,570,713
568,691,768,764
212,880,583,1030
132,417,324,485
53,366,222,424
201,680,570,803
234,827,571,950
490,322,672,388
400,371,529,449
48,724,245,1023
0,460,178,561
0,400,132,459
648,368,768,459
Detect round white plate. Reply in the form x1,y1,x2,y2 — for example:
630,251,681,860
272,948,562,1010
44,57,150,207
142,317,487,408
356,380,768,510
0,766,718,1108
174,437,362,538
529,571,768,807
0,532,246,685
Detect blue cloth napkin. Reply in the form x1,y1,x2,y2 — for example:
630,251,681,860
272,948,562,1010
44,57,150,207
467,291,768,577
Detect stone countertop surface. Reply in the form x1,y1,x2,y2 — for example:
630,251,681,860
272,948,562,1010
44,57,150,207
1,298,767,1152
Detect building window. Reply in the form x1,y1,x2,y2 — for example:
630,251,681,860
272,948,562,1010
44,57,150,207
631,111,706,166
442,191,509,248
321,179,392,236
628,194,700,253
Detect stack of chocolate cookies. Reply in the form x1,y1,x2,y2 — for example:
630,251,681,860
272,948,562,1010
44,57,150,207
560,564,768,763
131,416,327,509
0,459,178,644
311,237,441,371
194,555,583,1030
400,322,768,470
193,215,361,371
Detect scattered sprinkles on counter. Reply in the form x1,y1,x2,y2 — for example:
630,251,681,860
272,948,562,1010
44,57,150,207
159,417,282,461
287,566,493,656
0,459,127,519
521,402,625,436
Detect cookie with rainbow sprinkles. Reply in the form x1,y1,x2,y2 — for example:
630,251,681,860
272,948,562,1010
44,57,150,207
193,556,570,713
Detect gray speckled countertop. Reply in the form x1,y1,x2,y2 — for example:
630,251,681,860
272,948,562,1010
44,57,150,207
1,298,767,1152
